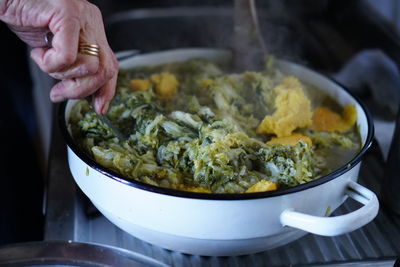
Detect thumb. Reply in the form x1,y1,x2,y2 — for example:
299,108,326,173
7,24,51,48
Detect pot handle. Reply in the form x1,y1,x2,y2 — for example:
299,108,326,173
280,181,379,236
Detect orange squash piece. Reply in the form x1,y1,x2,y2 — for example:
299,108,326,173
246,180,277,193
130,79,151,91
178,185,211,193
267,133,312,147
312,105,357,132
150,72,178,100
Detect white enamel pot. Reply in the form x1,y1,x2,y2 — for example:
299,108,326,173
59,48,377,256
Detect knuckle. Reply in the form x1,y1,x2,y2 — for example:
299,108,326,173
105,55,119,78
111,55,119,71
99,66,116,82
58,52,76,66
86,55,118,86
58,79,81,99
84,61,99,75
57,0,77,13
92,5,102,16
87,2,101,17
69,0,84,13
41,62,61,74
40,64,54,74
104,67,115,80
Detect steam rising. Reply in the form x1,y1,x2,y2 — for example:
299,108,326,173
105,3,306,65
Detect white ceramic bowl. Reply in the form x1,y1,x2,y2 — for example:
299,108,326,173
59,48,378,256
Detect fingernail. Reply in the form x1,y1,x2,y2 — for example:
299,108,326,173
94,97,103,115
101,102,110,115
50,93,65,102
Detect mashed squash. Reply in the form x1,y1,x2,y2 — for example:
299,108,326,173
256,77,313,137
150,72,179,100
130,79,151,91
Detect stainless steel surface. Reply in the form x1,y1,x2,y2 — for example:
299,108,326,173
0,241,168,267
307,261,396,267
46,108,400,266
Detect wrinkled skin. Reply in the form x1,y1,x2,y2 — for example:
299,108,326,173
0,0,118,114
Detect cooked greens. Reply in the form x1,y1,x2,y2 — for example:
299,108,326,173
69,58,360,193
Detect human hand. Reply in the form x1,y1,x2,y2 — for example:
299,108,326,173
0,0,118,114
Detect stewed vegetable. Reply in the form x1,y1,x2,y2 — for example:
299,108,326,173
69,58,360,193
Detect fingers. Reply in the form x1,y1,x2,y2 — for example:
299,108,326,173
5,0,119,115
94,69,118,115
50,49,118,114
50,71,105,102
49,53,99,80
92,44,119,114
28,0,119,115
31,18,81,73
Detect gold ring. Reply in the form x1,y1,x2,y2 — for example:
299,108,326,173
79,42,100,49
78,42,100,57
79,46,99,53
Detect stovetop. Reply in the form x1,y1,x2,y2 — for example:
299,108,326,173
44,120,399,266
44,3,400,266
